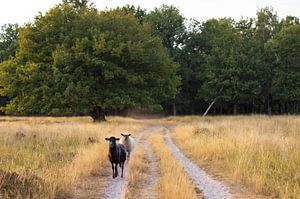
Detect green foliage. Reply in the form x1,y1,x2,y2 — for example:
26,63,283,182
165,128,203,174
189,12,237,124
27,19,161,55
0,1,179,119
267,24,300,101
0,24,19,62
174,19,204,113
145,5,187,113
254,7,280,45
120,5,147,23
0,2,299,116
199,19,243,103
146,5,185,56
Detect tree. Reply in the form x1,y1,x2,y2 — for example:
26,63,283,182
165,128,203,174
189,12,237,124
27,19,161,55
0,23,19,62
199,18,246,114
146,5,185,56
175,19,205,114
254,7,280,114
0,23,19,113
145,5,185,114
234,18,262,113
267,24,300,113
120,5,147,23
0,0,180,121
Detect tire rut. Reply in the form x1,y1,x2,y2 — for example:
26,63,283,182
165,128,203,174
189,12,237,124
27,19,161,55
137,135,159,199
163,127,232,199
74,164,111,199
103,167,129,199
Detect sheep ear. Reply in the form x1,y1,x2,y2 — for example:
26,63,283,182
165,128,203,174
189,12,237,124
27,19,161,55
121,133,124,136
128,134,131,136
116,138,120,141
105,138,110,141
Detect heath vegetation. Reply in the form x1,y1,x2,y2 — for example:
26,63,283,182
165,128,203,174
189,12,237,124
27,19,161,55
171,116,300,198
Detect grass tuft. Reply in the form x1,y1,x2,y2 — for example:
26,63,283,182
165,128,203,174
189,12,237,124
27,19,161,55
125,144,149,199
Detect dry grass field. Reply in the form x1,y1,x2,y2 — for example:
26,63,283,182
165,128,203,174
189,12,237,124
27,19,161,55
170,116,300,199
125,144,150,199
149,130,200,199
0,116,143,198
0,115,299,199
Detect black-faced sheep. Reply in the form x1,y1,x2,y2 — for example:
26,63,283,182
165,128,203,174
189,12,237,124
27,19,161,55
105,136,126,178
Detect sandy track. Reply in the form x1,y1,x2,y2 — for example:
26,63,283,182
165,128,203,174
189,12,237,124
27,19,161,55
103,167,129,199
74,165,111,199
75,125,234,199
163,127,232,199
137,131,159,199
74,131,142,199
103,128,152,199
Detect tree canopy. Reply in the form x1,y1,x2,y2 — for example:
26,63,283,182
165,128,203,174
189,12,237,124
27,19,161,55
0,23,19,62
0,0,180,121
0,2,299,118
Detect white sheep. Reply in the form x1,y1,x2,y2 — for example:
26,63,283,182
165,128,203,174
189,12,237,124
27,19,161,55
119,133,135,160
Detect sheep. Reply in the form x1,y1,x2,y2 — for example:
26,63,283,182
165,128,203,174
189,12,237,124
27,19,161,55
105,136,126,178
119,133,135,160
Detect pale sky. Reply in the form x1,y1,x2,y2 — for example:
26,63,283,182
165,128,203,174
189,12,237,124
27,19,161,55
0,0,299,27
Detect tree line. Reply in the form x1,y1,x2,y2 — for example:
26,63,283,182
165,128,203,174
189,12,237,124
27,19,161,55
0,0,299,120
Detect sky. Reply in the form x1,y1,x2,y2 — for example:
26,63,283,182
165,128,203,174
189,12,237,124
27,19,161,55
0,0,299,28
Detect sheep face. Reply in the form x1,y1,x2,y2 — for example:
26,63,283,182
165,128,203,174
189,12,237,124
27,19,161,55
121,133,131,141
105,137,120,148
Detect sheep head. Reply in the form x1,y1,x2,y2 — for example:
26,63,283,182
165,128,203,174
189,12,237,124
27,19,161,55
105,136,120,148
121,133,131,140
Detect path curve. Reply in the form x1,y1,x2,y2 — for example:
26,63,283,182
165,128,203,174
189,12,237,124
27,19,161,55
163,127,232,199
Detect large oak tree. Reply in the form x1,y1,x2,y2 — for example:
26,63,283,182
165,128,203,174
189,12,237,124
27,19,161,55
0,0,180,121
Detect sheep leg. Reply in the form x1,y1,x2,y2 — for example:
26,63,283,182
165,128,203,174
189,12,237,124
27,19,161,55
111,162,115,178
121,161,124,178
115,163,118,177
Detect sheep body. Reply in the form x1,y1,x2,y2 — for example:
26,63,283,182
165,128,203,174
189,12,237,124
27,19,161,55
105,137,126,178
119,134,135,159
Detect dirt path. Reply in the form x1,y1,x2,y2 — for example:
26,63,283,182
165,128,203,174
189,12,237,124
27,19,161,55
163,127,232,199
103,127,160,199
74,125,263,199
74,125,235,199
74,130,143,199
103,167,129,199
73,156,129,199
136,131,159,199
74,164,111,199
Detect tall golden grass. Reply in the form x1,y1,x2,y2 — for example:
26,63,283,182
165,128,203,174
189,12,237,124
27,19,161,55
0,116,143,198
171,116,300,199
125,143,150,199
149,130,200,199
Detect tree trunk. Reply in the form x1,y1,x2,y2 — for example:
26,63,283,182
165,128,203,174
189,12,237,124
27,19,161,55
233,103,238,115
203,97,217,117
213,107,217,114
267,95,272,115
252,99,255,114
280,103,284,114
285,102,288,114
91,106,106,122
172,103,177,116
